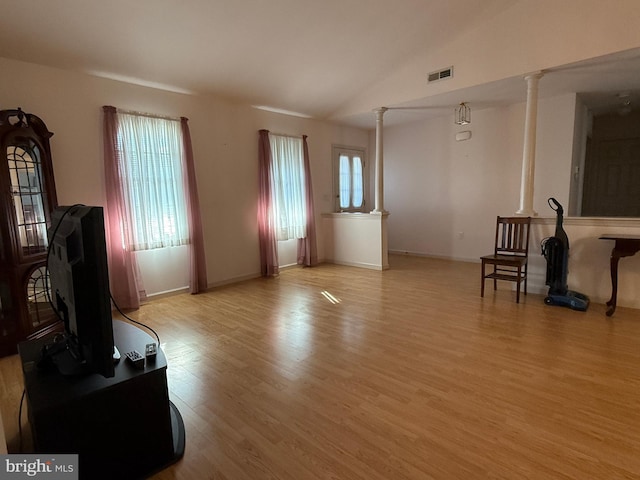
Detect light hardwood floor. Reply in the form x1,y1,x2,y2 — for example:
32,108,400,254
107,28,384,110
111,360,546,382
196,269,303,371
2,255,640,479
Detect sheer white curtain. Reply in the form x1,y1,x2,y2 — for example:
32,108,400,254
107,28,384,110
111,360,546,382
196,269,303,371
339,154,351,209
116,113,190,251
269,134,307,240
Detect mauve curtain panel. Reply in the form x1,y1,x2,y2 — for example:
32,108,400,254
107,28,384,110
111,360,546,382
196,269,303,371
180,117,208,293
297,135,318,266
258,129,279,276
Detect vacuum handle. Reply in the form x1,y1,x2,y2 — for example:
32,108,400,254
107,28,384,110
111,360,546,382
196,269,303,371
548,197,564,215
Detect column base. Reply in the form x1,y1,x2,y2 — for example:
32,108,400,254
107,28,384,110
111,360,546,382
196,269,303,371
515,209,538,216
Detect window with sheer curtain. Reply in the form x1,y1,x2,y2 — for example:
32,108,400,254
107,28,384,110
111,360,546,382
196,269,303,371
269,134,307,240
115,113,189,251
339,153,364,209
332,146,367,212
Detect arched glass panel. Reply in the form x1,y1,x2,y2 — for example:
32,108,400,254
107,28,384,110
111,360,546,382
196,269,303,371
26,266,55,329
7,142,49,255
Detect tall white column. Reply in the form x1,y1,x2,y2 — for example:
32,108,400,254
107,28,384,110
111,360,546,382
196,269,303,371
372,107,388,214
516,72,544,216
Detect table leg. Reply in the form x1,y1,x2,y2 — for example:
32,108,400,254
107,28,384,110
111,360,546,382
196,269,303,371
606,253,620,317
604,239,640,317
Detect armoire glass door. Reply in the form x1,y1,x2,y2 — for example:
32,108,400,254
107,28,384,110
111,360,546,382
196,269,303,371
0,108,58,356
7,141,50,259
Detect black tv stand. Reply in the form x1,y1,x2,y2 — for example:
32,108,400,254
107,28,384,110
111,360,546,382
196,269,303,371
19,320,185,479
37,333,92,377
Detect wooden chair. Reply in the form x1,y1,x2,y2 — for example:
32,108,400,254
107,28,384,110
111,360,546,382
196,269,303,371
481,216,532,303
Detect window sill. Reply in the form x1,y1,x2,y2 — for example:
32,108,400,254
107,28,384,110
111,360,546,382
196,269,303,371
322,212,390,219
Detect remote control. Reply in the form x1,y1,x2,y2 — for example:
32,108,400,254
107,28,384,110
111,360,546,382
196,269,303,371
145,343,157,361
125,350,145,369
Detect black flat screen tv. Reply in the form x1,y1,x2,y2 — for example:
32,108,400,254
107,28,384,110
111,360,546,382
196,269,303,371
45,205,115,378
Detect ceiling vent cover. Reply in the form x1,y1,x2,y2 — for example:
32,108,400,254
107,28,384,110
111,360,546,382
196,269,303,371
428,66,453,83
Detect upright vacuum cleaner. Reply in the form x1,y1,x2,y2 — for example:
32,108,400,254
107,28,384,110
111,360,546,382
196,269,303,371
541,197,590,311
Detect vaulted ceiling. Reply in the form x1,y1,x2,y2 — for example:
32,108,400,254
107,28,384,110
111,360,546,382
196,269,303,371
1,0,639,128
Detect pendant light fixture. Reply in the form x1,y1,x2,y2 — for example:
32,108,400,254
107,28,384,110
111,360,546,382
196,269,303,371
455,102,471,125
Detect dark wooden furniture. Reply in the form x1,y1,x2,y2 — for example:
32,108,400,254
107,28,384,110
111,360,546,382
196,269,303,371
19,320,185,480
481,216,532,303
0,109,59,357
599,234,640,317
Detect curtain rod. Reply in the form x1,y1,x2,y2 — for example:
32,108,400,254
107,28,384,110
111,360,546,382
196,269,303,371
269,131,305,140
115,107,182,122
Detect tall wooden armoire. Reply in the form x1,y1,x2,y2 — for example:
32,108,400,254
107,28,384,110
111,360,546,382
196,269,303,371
0,108,59,357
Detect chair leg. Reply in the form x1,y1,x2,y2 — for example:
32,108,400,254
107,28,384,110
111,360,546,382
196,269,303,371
481,261,485,297
493,266,497,291
516,266,521,303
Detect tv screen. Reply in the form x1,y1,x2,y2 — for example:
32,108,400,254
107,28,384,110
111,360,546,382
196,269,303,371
46,205,115,378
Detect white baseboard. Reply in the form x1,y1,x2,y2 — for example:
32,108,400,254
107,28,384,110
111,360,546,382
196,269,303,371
324,259,387,271
388,249,480,264
145,286,189,301
208,271,262,288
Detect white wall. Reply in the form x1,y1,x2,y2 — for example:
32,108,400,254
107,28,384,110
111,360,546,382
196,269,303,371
337,0,640,119
3,54,638,309
136,246,190,296
322,213,389,270
382,92,640,310
383,101,524,261
0,57,369,294
277,239,298,268
384,93,576,262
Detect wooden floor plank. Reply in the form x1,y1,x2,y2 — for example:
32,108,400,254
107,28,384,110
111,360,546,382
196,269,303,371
1,255,640,479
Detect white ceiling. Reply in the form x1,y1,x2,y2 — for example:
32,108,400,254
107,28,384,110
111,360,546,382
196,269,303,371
0,0,639,129
363,47,640,129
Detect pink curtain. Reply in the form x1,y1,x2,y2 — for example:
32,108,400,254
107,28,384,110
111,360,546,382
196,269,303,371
102,106,144,309
298,135,318,266
181,117,208,293
258,129,279,276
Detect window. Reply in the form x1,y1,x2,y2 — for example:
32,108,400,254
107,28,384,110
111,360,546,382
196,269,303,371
333,146,367,212
115,113,189,251
269,134,307,240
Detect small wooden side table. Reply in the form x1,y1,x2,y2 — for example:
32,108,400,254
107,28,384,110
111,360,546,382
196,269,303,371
599,234,640,316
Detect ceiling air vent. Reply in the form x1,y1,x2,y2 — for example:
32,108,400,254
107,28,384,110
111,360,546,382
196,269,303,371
428,66,453,83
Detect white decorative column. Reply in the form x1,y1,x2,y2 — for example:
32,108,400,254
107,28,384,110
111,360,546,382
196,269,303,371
516,72,544,216
372,107,388,214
